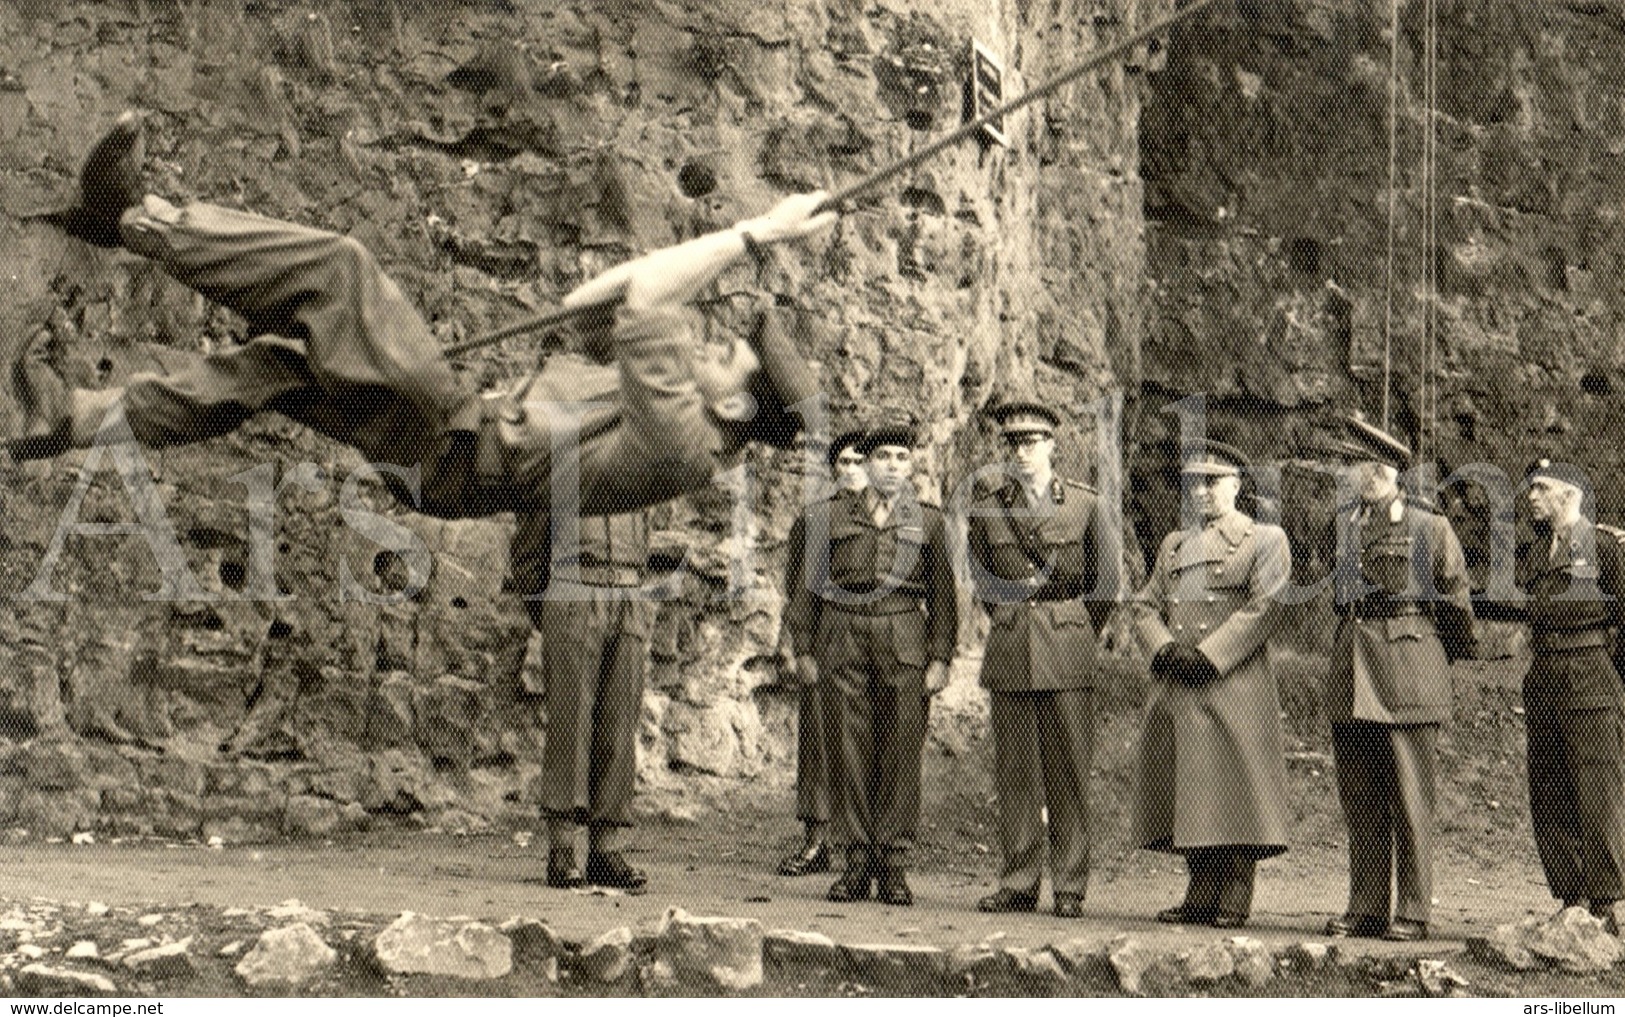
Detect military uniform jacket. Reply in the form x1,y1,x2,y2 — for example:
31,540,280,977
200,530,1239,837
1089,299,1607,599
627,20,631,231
779,492,842,660
509,510,652,594
494,307,745,517
1481,521,1625,710
967,477,1109,692
783,488,958,671
1130,510,1293,851
1323,497,1476,726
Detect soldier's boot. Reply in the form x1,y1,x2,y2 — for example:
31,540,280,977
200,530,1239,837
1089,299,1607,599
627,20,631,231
826,846,874,902
585,824,647,892
777,820,831,876
874,848,913,907
34,110,145,249
544,819,584,889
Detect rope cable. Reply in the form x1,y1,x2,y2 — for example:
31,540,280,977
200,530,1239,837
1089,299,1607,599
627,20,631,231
1381,0,1401,433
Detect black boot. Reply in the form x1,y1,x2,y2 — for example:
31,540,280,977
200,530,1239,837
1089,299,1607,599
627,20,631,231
875,848,913,907
38,110,145,248
545,848,584,889
777,840,831,876
585,850,648,892
826,846,874,902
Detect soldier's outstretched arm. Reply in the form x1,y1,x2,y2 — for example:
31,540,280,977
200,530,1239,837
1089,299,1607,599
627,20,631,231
562,192,837,313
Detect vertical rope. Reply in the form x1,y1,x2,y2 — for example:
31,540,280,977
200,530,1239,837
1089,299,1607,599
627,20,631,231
1382,0,1401,433
1422,0,1440,471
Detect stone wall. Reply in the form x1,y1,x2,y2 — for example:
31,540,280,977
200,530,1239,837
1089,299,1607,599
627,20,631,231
0,0,1164,834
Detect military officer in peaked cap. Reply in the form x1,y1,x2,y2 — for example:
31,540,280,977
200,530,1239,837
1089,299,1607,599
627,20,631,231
1130,439,1293,929
785,419,957,906
966,401,1112,918
1319,414,1475,943
1481,459,1625,933
777,425,870,877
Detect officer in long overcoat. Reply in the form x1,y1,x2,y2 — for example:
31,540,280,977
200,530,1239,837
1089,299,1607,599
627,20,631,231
966,401,1111,919
1130,439,1293,929
1319,416,1475,943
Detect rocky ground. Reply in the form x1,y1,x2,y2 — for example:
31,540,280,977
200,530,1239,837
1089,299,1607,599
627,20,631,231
1,667,1623,1001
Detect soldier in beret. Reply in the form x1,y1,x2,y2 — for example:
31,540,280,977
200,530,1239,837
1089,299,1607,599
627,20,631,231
1481,460,1625,933
1318,415,1475,943
965,401,1111,919
1130,439,1293,929
776,426,869,877
785,421,958,906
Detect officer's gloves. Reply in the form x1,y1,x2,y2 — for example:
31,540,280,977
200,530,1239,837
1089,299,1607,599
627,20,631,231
1152,643,1222,686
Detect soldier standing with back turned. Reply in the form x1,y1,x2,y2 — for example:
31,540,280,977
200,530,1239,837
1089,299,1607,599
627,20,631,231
966,401,1110,919
511,509,657,892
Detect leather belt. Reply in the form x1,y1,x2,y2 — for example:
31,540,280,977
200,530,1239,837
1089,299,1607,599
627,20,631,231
1335,602,1428,621
553,564,644,588
1530,628,1611,653
1028,589,1083,603
823,592,926,616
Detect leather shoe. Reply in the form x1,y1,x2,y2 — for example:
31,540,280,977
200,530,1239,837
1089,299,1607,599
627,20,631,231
1053,892,1086,919
43,111,146,249
1380,918,1429,942
777,841,831,877
1210,910,1247,929
827,848,873,902
1156,904,1213,925
545,849,584,889
1324,913,1387,938
875,865,913,907
977,888,1038,913
8,323,72,461
584,850,648,891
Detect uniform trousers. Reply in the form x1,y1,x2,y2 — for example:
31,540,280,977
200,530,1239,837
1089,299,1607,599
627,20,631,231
1330,721,1438,922
819,609,930,853
796,681,830,826
989,688,1093,896
109,198,714,520
1525,648,1625,903
531,584,652,829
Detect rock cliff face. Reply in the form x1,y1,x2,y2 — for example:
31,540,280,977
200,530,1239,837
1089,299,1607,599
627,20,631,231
0,0,1164,834
1138,0,1625,560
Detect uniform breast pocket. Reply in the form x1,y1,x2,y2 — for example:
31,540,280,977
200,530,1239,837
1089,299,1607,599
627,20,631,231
889,527,928,580
823,526,868,574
